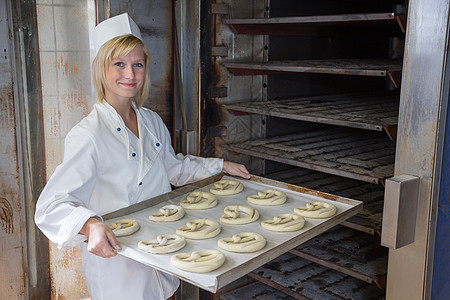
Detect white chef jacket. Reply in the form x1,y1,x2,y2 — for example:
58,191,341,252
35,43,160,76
35,100,223,300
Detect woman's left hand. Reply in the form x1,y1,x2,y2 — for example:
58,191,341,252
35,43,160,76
222,161,251,179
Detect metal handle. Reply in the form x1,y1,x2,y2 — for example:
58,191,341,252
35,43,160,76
381,174,420,249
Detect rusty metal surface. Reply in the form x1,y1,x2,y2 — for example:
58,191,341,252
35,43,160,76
248,252,386,300
202,0,266,174
224,93,399,133
224,59,403,77
266,168,384,235
0,1,28,298
224,12,406,37
290,225,388,286
225,128,395,184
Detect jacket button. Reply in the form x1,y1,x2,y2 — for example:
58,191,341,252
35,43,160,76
132,153,136,157
117,128,121,132
156,143,160,147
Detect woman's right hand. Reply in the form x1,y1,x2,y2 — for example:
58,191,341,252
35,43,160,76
80,217,121,258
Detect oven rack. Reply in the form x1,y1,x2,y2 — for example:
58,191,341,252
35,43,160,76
224,12,406,37
224,92,399,140
224,128,395,185
220,252,386,300
224,59,402,88
290,225,388,289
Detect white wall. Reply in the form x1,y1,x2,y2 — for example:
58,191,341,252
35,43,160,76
36,0,96,298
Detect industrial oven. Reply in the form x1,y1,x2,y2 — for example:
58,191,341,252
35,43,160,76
196,1,403,299
2,0,449,299
192,0,447,299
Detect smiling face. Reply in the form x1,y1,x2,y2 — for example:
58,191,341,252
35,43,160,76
103,44,146,106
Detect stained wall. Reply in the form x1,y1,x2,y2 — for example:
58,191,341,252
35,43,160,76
36,0,96,298
0,1,27,298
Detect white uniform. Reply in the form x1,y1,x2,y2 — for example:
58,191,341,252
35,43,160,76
35,100,223,300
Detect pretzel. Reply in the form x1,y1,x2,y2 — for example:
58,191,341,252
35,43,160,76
247,189,287,206
176,218,221,239
138,234,186,254
180,191,217,209
210,180,243,196
294,201,336,219
149,205,185,222
261,213,305,232
108,219,140,236
217,232,266,253
220,205,259,225
171,249,225,273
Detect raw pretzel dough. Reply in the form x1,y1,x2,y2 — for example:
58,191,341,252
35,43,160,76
220,205,259,225
138,234,186,254
171,249,225,273
294,201,336,219
261,213,305,232
180,191,217,209
209,180,244,196
176,218,221,239
247,189,287,206
217,232,266,253
149,205,185,222
108,219,140,236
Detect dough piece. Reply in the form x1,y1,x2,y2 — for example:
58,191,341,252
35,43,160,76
149,205,185,222
176,218,221,239
209,180,244,196
171,249,225,273
108,219,140,236
180,191,217,209
247,189,287,206
138,234,186,254
217,232,266,253
220,205,259,225
294,201,337,219
261,213,305,232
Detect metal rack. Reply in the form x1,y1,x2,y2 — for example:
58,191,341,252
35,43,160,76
224,92,399,139
224,59,402,87
224,12,406,37
221,252,386,300
224,128,396,185
290,226,388,288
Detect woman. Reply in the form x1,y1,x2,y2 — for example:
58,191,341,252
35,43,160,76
35,13,250,300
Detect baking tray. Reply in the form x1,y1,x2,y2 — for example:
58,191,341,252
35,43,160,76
102,174,362,293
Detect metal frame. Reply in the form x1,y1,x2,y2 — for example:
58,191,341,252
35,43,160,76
386,0,450,298
427,7,450,298
8,0,49,298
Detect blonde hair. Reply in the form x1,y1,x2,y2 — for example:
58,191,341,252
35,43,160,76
92,34,151,108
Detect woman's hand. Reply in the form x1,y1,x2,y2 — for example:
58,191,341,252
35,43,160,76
222,161,251,179
80,217,121,258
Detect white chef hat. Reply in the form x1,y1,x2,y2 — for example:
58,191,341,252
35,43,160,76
93,13,143,57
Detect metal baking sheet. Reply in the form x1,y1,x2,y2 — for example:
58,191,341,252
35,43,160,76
102,174,362,293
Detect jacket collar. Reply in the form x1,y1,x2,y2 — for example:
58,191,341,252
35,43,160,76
95,100,162,181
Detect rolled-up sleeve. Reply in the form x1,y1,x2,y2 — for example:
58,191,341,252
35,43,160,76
35,128,100,248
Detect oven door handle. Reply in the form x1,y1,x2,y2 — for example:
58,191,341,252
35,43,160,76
381,174,420,249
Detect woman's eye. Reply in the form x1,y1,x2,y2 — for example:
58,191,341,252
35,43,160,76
114,62,124,67
134,63,144,67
